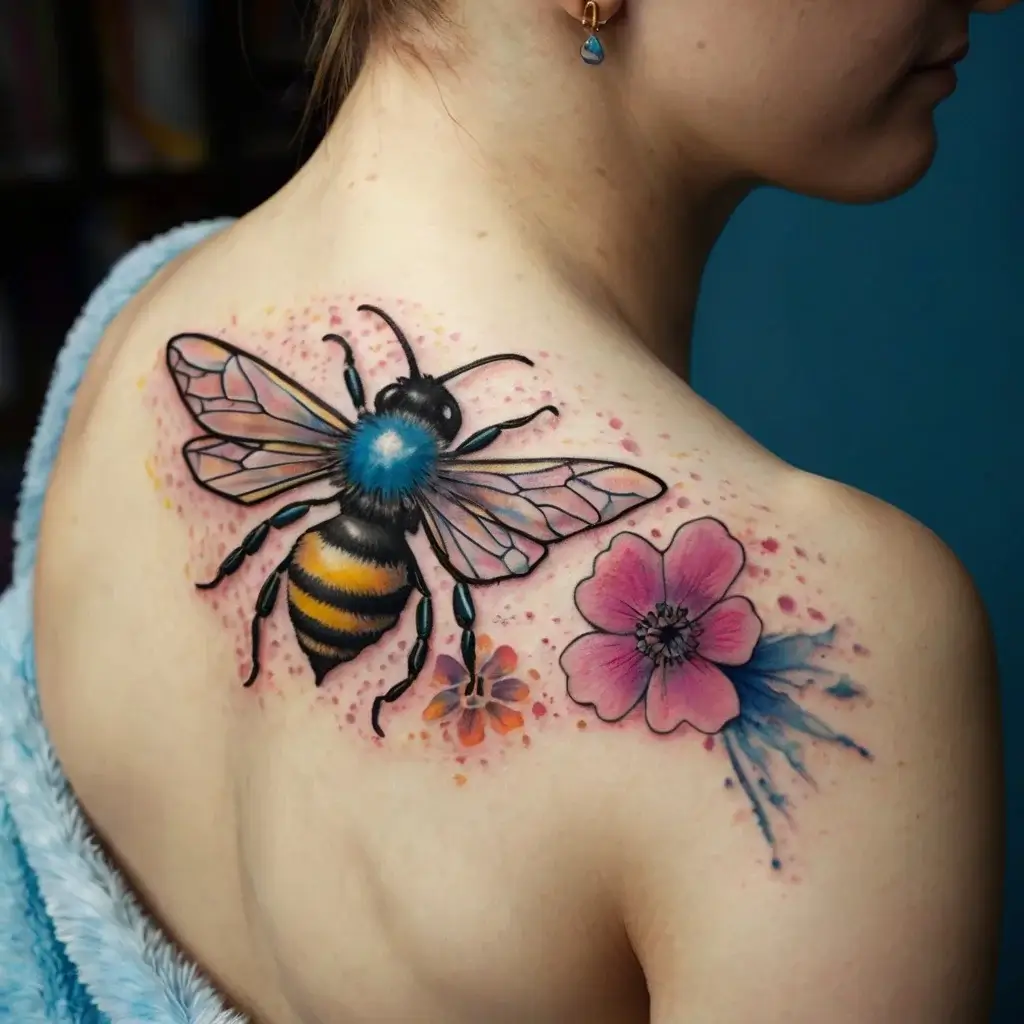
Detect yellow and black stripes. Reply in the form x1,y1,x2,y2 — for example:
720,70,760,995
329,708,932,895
286,517,414,683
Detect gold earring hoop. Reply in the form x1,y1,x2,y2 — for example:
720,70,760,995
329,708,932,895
580,1,607,66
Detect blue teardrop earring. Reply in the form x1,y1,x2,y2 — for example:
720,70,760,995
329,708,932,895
580,1,606,66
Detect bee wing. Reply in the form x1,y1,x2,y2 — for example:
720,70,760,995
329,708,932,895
183,436,341,505
418,457,667,584
167,333,352,446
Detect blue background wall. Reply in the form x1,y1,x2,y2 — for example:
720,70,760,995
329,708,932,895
691,9,1022,1020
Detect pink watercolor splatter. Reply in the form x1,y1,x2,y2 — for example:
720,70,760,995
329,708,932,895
609,417,623,430
778,595,797,614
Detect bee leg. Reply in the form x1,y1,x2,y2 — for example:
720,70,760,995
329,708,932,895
322,333,368,416
448,405,560,456
196,496,337,590
452,582,479,690
243,555,292,687
371,562,433,738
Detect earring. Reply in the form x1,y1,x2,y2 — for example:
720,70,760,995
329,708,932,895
580,1,606,66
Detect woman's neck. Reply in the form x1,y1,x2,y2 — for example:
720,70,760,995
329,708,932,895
270,46,748,380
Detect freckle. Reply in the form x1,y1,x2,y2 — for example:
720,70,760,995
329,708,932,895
525,611,534,620
778,595,797,614
808,607,825,622
853,643,870,656
576,720,587,730
453,774,468,787
522,734,532,748
703,736,715,751
796,575,806,584
532,702,548,718
609,417,623,430
696,39,706,50
795,546,807,559
528,668,540,681
818,553,827,564
690,472,702,481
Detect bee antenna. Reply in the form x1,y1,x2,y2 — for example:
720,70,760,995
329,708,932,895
436,353,535,384
357,304,421,378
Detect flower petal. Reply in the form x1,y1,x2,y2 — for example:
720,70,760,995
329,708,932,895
480,645,517,682
490,677,529,703
562,632,653,722
645,656,740,734
422,688,460,721
663,518,745,619
575,533,666,634
458,708,486,747
476,634,494,662
486,701,525,734
696,596,762,665
433,654,468,689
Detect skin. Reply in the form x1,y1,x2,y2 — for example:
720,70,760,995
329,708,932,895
32,0,1017,1021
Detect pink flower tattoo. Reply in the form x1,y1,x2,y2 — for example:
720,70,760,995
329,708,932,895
423,640,531,747
561,518,763,734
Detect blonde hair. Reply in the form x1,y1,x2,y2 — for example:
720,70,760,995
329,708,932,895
307,0,447,118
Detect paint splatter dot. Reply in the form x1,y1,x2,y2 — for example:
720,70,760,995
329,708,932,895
621,439,640,455
771,857,782,871
825,679,863,700
453,774,468,787
609,417,623,430
808,607,825,622
576,720,587,730
703,736,715,752
795,546,807,559
778,595,797,614
853,643,870,656
762,538,779,553
676,496,690,509
532,702,548,719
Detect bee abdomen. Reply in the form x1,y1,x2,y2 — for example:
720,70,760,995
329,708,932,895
287,524,413,684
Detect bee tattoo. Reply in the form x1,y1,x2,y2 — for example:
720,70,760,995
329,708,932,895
167,305,666,736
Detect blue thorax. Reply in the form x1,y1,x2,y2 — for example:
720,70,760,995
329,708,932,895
342,413,440,499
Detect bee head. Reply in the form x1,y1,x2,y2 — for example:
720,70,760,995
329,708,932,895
375,377,463,442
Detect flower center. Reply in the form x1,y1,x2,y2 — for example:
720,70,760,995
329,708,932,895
635,602,701,666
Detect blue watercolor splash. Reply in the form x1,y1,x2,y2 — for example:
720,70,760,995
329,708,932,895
825,677,864,700
720,627,872,871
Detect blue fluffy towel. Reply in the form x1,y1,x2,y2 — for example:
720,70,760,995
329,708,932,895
0,221,245,1022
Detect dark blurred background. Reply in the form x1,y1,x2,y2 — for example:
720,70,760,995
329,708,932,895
0,0,319,586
